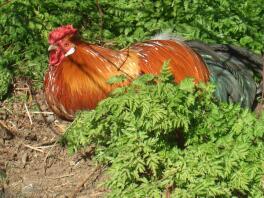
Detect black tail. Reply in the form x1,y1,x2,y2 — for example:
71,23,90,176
186,41,263,108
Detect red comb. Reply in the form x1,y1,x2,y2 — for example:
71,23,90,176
48,24,77,44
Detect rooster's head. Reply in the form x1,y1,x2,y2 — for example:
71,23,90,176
48,25,78,66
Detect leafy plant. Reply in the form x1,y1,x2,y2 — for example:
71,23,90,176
0,0,99,89
63,62,264,197
0,66,11,100
1,0,263,90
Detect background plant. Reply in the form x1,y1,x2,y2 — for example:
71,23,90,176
0,0,263,95
64,63,264,197
0,66,11,100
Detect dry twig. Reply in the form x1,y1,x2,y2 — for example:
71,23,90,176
14,87,30,91
36,138,57,147
43,139,60,173
46,173,75,180
24,103,33,125
23,144,44,153
0,120,20,138
71,165,102,198
31,111,54,115
53,181,72,188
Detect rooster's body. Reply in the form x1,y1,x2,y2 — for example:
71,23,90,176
45,25,262,120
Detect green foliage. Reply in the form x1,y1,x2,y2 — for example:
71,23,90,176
1,0,263,87
63,62,264,197
107,74,127,85
0,0,99,88
0,169,6,182
0,66,11,100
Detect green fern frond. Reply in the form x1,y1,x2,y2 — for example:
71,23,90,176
63,62,264,197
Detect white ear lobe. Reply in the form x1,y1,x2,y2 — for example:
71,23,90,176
65,47,76,57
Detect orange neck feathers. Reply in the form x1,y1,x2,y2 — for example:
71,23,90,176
45,42,140,119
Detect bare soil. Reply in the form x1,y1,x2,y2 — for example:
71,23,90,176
0,79,107,198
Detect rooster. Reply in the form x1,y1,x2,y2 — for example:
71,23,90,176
45,25,262,120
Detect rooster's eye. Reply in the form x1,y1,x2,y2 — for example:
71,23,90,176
64,43,69,47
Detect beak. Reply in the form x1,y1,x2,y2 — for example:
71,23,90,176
48,45,57,51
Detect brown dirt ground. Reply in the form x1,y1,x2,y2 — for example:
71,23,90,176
0,79,107,198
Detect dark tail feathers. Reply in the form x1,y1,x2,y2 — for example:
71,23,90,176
186,40,263,109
